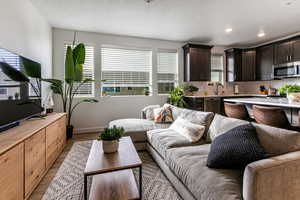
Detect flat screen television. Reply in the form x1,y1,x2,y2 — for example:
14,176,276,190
0,47,42,132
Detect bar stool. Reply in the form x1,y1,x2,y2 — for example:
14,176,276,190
224,103,250,120
253,105,295,130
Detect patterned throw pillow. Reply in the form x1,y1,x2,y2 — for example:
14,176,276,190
153,106,173,123
207,124,268,169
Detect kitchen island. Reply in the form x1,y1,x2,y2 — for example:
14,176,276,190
223,97,300,125
224,97,300,109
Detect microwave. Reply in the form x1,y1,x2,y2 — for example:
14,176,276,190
273,62,300,79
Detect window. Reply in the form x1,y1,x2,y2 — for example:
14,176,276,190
101,46,152,96
64,44,95,97
157,50,178,94
211,54,224,83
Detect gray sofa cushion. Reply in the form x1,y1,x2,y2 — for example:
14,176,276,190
165,145,243,200
164,104,214,135
147,128,206,158
207,114,250,142
109,119,171,142
252,123,300,156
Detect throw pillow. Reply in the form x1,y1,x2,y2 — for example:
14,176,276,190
142,105,160,120
206,114,249,142
169,117,206,142
153,106,173,123
207,124,268,169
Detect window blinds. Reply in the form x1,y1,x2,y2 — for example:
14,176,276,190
64,44,95,97
101,47,152,87
211,54,224,82
157,51,177,82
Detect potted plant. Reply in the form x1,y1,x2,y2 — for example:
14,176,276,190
183,84,199,96
278,84,300,103
144,88,150,96
98,126,124,153
167,86,187,108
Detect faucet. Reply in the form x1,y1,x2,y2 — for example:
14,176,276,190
214,82,224,95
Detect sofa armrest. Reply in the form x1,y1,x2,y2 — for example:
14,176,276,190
243,151,300,200
141,105,160,119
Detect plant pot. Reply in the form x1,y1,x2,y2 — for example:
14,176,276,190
102,140,119,153
66,125,74,139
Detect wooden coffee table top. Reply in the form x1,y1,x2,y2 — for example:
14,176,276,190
84,137,142,175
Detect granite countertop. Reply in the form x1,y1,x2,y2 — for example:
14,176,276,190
224,97,300,109
185,94,267,98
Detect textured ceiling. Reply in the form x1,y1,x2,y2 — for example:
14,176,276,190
30,0,300,46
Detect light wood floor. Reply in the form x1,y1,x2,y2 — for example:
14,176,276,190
29,133,99,200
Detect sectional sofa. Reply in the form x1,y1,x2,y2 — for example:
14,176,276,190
109,104,300,200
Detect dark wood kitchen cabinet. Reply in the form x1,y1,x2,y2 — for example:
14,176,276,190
256,44,274,81
183,43,213,81
225,48,242,82
242,49,256,81
292,38,300,62
274,41,292,64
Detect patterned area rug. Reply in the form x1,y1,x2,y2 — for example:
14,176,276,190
42,141,182,200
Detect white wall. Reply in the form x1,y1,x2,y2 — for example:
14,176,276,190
52,28,184,133
0,0,52,88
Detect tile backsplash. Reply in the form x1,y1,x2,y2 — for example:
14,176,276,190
186,78,300,95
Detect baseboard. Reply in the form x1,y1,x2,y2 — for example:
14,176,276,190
73,126,106,134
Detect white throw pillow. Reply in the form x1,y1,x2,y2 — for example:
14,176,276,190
169,117,205,142
142,105,160,120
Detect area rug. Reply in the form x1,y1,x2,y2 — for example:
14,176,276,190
41,140,182,200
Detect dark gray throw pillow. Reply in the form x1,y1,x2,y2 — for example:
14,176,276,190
207,124,268,169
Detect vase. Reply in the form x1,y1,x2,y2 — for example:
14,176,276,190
66,125,74,139
102,140,119,153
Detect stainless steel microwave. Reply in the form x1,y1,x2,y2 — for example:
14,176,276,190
273,62,300,79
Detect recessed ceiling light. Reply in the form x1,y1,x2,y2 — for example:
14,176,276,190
225,28,233,33
258,32,265,37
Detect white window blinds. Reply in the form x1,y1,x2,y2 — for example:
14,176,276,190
101,46,152,96
64,44,95,97
211,54,224,83
157,50,178,94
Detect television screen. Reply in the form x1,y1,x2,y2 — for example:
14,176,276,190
0,47,42,131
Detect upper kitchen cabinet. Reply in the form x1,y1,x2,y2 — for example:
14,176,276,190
183,43,213,81
242,49,256,81
274,41,292,64
292,38,300,61
256,44,274,81
274,37,300,64
225,48,242,82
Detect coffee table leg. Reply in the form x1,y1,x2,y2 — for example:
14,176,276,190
139,166,142,199
84,174,87,200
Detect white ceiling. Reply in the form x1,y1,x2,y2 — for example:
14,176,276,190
30,0,300,46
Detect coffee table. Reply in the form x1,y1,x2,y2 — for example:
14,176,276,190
84,136,143,200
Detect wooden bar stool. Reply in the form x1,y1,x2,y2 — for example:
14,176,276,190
224,103,250,120
253,105,294,129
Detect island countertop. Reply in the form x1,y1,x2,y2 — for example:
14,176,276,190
185,94,266,98
223,97,300,109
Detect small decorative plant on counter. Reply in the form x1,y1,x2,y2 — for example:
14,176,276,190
278,84,300,103
98,126,125,153
278,84,300,95
167,86,187,108
183,84,199,96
